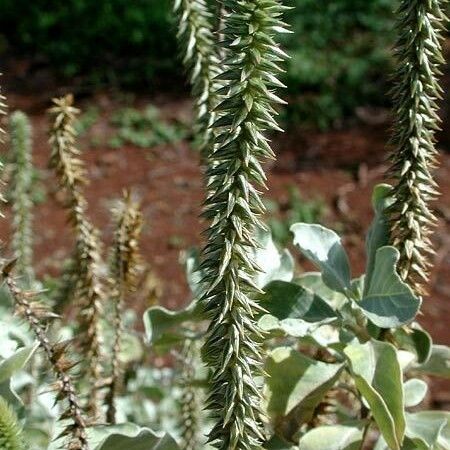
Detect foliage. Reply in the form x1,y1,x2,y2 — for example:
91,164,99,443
106,192,143,424
146,184,450,449
0,2,449,450
283,0,396,128
109,106,187,149
387,0,447,296
0,0,401,127
0,0,177,85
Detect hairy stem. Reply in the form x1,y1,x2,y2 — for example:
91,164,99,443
2,265,89,450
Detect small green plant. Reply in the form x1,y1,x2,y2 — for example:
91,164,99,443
109,106,187,149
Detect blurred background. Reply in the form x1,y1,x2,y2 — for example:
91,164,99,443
0,0,448,403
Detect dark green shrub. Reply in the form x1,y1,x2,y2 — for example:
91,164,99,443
283,0,396,128
1,0,397,125
0,0,177,86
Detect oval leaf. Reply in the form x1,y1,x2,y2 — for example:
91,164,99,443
364,184,393,294
290,223,351,295
414,345,450,379
0,343,38,383
90,424,180,450
259,281,337,323
360,246,421,328
298,424,365,450
265,347,344,440
404,379,428,408
344,340,405,450
143,302,201,350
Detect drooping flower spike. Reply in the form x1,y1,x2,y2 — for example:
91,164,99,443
388,0,448,295
200,1,290,448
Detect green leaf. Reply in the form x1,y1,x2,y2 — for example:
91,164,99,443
296,272,348,310
90,424,180,450
254,230,294,288
414,345,450,379
0,344,38,384
360,246,421,328
405,411,449,450
393,326,432,364
403,379,427,408
344,340,405,450
364,184,393,295
143,302,202,351
297,424,365,450
265,347,344,440
290,223,351,295
259,281,337,323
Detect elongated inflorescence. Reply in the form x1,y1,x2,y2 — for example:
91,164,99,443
0,396,27,450
1,263,89,450
9,111,34,284
0,80,7,218
388,0,447,295
174,0,220,156
0,77,6,143
49,95,105,418
105,191,143,424
200,1,289,448
178,340,202,450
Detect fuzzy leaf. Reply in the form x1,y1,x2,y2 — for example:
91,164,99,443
403,379,428,407
297,424,365,450
265,347,344,440
259,281,337,323
393,326,432,364
364,184,393,295
0,344,38,384
414,345,450,379
290,223,351,295
405,411,449,450
296,272,348,310
143,302,202,351
360,246,421,328
344,340,405,450
254,230,294,288
89,424,180,450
